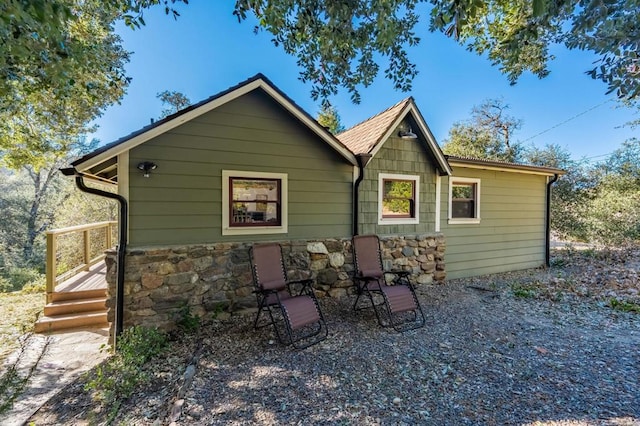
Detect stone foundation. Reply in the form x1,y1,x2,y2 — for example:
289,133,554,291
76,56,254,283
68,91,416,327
104,234,446,330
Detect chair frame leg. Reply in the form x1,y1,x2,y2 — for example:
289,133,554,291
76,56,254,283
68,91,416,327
353,283,426,332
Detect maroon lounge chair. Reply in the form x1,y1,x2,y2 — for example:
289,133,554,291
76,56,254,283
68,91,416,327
250,243,328,349
352,235,425,331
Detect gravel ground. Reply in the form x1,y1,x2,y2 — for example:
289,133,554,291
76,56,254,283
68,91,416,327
30,248,640,425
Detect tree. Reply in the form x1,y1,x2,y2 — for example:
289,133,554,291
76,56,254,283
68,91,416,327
1,1,183,116
317,103,345,134
442,98,524,162
1,1,130,170
524,143,593,241
233,0,640,103
4,1,637,115
157,90,191,118
596,138,640,190
525,140,640,244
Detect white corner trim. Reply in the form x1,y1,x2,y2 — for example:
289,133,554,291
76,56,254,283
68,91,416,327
221,170,288,236
377,172,420,225
435,174,441,232
448,176,481,224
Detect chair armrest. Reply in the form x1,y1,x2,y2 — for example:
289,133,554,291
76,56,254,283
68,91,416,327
287,279,314,296
387,270,411,286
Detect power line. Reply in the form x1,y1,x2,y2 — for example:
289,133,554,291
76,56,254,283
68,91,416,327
521,99,614,143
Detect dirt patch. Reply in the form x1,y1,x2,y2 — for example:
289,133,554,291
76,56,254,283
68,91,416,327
29,248,640,425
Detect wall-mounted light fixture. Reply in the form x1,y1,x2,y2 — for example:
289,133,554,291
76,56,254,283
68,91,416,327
137,161,158,178
398,127,418,139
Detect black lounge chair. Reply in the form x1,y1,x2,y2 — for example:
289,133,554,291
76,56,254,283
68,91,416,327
250,243,328,349
352,234,425,331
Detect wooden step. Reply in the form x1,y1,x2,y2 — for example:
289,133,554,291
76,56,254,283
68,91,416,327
35,311,109,333
44,297,107,317
51,288,106,302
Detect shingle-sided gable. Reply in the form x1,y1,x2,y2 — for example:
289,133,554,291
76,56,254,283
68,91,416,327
337,98,452,175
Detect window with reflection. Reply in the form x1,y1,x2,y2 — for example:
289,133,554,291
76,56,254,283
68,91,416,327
229,177,281,227
382,179,416,218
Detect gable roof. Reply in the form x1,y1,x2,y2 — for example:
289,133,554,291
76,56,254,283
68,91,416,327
446,155,566,176
71,74,357,178
336,97,452,175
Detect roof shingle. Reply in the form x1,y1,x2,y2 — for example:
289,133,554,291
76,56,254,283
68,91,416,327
336,98,412,154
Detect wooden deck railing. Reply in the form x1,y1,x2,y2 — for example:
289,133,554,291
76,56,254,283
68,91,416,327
45,221,117,301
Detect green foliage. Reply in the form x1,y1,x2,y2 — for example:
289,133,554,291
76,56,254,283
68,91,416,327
317,103,346,134
0,277,13,294
442,98,524,162
234,0,421,103
511,283,537,299
585,185,640,245
176,304,201,333
157,90,191,119
1,2,129,169
609,298,640,314
85,326,168,422
232,0,640,104
1,2,188,161
2,0,638,114
0,265,45,293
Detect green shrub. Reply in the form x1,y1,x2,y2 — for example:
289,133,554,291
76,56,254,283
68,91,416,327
0,277,14,293
176,304,200,333
21,276,46,294
609,298,640,313
5,268,44,292
511,283,537,299
85,326,168,422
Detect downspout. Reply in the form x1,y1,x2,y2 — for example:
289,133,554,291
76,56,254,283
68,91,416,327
545,174,559,267
353,153,372,236
61,168,128,338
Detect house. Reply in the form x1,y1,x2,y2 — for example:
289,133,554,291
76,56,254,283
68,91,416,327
63,74,563,332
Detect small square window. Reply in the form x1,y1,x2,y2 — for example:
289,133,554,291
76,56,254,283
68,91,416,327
449,177,481,224
378,173,420,225
222,171,288,235
230,178,281,227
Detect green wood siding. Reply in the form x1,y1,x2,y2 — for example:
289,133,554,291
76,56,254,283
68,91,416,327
440,167,548,279
358,125,439,236
128,89,353,246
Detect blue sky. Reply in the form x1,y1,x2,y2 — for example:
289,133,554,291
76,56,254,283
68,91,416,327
91,2,638,162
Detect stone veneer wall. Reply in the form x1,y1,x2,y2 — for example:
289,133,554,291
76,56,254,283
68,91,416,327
104,233,446,330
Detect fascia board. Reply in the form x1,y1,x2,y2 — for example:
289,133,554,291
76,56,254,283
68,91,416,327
260,84,357,165
449,161,564,176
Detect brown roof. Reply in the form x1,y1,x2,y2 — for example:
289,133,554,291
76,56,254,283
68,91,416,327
336,98,412,154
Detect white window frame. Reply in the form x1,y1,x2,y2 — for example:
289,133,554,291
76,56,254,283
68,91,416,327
378,173,420,225
222,170,288,236
448,177,481,224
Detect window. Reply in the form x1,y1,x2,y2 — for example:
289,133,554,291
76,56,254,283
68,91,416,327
222,171,288,235
448,177,480,224
378,173,420,225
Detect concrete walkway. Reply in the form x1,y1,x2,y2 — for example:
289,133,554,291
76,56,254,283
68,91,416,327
0,328,109,426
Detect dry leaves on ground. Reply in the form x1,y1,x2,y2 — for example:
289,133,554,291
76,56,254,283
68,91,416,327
29,247,640,425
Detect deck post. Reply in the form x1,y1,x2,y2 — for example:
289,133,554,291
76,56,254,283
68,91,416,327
106,222,113,249
83,229,91,271
46,232,57,303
